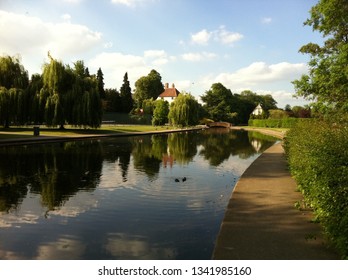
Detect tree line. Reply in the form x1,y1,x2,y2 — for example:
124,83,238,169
0,54,105,128
1,53,285,128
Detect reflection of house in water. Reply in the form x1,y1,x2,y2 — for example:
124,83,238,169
162,154,174,168
162,147,174,168
251,139,261,152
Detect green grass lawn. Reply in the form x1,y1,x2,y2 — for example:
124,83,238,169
0,125,177,140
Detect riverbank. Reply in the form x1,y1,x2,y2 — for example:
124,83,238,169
0,125,203,146
212,141,339,259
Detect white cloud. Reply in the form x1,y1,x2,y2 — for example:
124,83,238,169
191,29,212,45
216,26,244,45
191,27,243,46
144,49,176,66
214,61,307,87
88,52,151,88
89,50,178,88
181,52,217,62
103,42,114,49
199,61,308,107
62,0,83,3
261,17,272,24
61,13,71,22
144,49,166,58
0,10,102,74
110,0,154,7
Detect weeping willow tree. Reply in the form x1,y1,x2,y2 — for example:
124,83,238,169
168,92,200,127
40,55,102,128
0,55,29,90
0,55,29,127
41,55,68,128
69,61,102,128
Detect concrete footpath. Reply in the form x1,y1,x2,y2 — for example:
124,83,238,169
212,142,339,260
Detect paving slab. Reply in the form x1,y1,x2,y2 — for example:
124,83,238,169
212,142,338,260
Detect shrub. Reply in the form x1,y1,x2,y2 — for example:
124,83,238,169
248,118,310,128
284,120,348,258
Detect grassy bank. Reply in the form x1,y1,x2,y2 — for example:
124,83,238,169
283,120,348,258
0,125,177,139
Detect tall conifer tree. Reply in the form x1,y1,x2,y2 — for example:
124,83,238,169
120,72,133,113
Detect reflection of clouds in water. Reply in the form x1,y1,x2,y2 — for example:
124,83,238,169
105,233,176,260
50,191,98,218
99,160,138,191
0,212,40,228
0,191,99,228
0,248,25,260
35,236,86,260
0,235,85,260
0,193,42,228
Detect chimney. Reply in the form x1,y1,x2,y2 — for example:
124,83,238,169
165,83,169,89
172,83,175,88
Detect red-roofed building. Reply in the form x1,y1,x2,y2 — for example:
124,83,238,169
157,83,180,103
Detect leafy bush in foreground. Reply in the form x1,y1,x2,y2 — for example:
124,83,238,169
283,120,348,258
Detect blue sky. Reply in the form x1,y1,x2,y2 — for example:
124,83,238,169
0,0,322,108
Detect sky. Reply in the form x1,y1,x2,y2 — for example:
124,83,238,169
0,0,323,108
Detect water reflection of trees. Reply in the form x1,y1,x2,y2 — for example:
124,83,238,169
131,136,163,179
0,129,276,213
102,138,132,182
167,132,198,165
199,128,276,166
0,142,103,212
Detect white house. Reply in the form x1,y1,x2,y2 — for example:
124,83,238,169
157,83,180,103
251,103,263,116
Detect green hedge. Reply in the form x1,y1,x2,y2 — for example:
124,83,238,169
283,120,348,258
248,118,311,128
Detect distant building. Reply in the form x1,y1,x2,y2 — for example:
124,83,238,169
251,103,263,116
157,83,180,103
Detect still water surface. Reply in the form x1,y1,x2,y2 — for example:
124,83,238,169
0,128,276,259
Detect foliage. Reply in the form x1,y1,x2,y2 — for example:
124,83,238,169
97,67,105,99
284,120,348,258
152,99,169,126
0,56,30,127
104,88,121,112
268,109,289,119
0,55,29,90
142,98,155,115
40,57,102,128
120,72,133,113
134,69,164,108
248,118,310,128
201,83,237,123
168,92,200,127
201,85,278,124
240,90,277,113
292,0,348,117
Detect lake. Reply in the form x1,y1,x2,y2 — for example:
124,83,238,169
0,128,277,260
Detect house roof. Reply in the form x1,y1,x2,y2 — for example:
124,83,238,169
158,83,180,98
